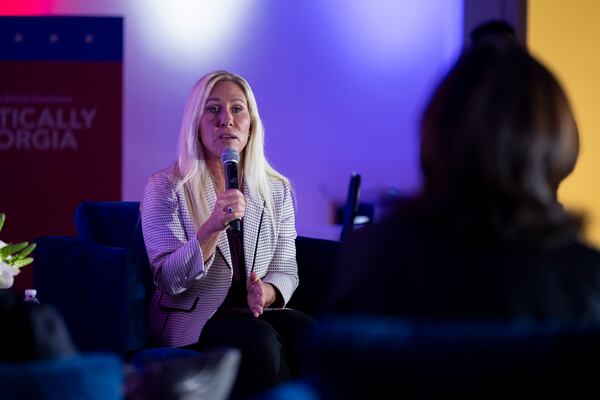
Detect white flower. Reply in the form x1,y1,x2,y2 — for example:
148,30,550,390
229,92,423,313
0,240,20,289
0,260,19,289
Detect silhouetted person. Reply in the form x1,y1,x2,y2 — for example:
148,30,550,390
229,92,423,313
330,39,600,324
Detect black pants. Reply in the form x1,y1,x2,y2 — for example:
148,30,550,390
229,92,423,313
184,308,316,399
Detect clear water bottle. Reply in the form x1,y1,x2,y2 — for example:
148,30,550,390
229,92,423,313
24,289,40,304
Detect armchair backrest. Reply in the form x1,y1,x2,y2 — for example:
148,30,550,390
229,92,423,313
76,201,154,300
289,236,340,317
76,201,149,269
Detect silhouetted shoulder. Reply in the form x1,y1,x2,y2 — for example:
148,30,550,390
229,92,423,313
331,216,600,324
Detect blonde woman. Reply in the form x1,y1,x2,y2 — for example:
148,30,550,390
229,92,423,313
141,71,314,397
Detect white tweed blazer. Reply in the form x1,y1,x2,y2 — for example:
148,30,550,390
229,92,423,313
141,164,299,348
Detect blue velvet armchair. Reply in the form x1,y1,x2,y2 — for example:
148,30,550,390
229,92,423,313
34,201,340,357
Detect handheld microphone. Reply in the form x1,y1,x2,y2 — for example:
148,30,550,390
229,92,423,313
220,148,241,232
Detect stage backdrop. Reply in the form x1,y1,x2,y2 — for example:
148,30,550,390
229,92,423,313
0,16,122,293
528,1,600,247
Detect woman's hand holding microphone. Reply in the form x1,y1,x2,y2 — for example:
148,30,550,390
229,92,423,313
196,189,246,258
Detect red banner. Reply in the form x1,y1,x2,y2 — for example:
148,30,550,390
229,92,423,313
0,17,122,293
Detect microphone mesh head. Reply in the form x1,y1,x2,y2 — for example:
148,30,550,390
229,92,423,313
220,148,240,164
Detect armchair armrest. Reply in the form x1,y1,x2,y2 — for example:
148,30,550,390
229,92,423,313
34,236,149,356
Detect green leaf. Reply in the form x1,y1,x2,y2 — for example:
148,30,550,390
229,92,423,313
0,242,28,258
12,243,36,260
11,257,33,269
0,213,5,232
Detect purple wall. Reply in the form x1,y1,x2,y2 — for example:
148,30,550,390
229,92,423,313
47,0,463,239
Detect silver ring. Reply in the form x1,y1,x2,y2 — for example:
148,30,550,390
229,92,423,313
227,207,233,214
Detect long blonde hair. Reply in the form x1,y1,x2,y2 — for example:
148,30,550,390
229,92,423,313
177,70,289,230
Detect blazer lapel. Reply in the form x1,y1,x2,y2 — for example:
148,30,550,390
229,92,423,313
204,176,233,270
243,181,265,275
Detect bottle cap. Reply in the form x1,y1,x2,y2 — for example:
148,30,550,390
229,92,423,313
25,289,37,297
